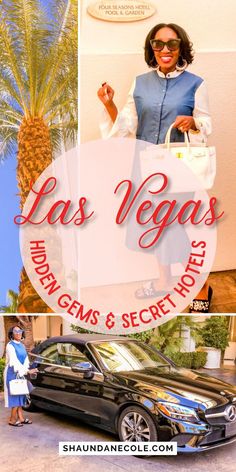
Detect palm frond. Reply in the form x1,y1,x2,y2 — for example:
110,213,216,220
0,129,18,159
0,12,29,114
0,289,18,313
36,0,78,116
0,0,78,159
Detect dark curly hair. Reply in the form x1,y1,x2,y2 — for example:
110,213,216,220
8,325,25,340
144,23,194,68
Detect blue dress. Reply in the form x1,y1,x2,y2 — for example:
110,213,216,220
125,70,202,262
4,341,29,408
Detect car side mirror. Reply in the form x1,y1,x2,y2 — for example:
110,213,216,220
71,361,94,379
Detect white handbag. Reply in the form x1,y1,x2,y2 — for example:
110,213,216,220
159,123,216,189
9,374,29,396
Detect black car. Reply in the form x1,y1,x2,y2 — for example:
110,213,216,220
27,334,236,453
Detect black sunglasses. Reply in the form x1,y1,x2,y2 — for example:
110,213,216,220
150,39,181,52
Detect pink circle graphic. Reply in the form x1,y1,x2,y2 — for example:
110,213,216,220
19,138,217,333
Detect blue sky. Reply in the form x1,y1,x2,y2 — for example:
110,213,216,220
0,155,22,306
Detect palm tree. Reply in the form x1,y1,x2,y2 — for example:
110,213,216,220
0,290,36,351
0,0,78,312
0,289,18,314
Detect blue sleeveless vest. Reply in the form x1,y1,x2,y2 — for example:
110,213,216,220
9,340,27,364
134,70,203,144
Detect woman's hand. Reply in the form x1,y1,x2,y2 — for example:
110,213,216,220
173,116,197,133
97,82,115,106
97,82,118,123
28,368,38,374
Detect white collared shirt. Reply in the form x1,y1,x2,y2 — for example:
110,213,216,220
100,68,212,144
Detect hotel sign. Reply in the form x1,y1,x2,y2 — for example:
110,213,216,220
87,0,156,22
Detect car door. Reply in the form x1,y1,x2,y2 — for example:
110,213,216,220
29,342,106,424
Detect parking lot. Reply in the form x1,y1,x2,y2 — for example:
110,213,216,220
1,367,236,472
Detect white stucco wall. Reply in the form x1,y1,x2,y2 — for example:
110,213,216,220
81,0,236,54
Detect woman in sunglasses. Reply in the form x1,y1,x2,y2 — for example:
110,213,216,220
97,23,212,312
4,326,37,427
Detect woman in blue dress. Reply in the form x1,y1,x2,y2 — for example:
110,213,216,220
97,23,213,312
4,326,36,427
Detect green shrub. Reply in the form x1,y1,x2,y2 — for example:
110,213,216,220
0,358,5,391
198,316,229,351
191,352,207,369
169,351,207,369
170,352,192,368
128,330,153,344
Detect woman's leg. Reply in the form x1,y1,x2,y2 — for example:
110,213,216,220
189,281,212,313
17,407,25,423
194,282,209,300
9,407,18,424
17,406,32,424
152,263,172,291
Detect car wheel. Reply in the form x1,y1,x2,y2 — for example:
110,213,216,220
118,406,158,442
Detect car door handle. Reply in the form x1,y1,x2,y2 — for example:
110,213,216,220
29,372,40,379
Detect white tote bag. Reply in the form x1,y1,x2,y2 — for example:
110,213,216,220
9,375,29,395
158,123,216,189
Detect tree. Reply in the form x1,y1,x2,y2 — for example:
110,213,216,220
0,289,18,313
150,316,200,356
0,290,35,351
198,316,230,352
0,0,78,312
0,290,19,350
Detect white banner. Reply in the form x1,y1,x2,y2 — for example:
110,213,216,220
59,441,177,456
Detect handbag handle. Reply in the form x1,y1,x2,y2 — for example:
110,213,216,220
16,372,25,379
165,122,190,150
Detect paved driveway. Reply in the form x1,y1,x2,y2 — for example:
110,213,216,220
198,367,236,385
0,390,236,472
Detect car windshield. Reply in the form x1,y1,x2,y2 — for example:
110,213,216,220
92,341,171,372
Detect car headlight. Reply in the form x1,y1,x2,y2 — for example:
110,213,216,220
157,402,200,423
